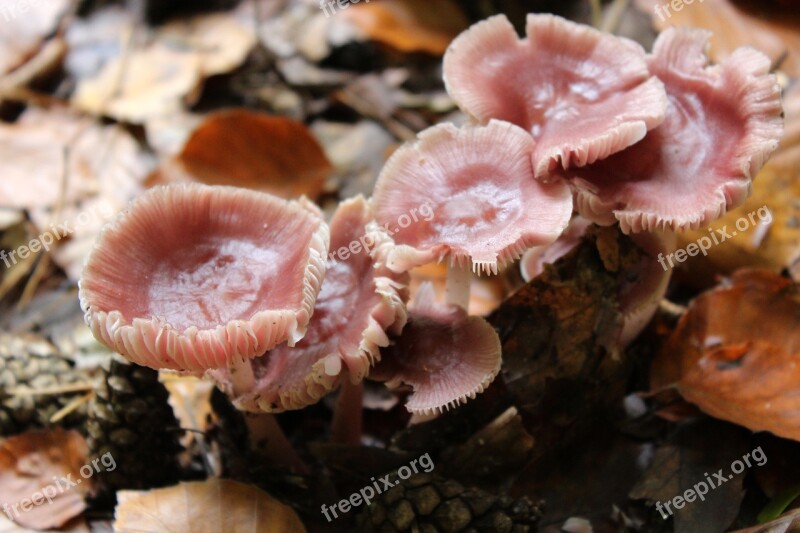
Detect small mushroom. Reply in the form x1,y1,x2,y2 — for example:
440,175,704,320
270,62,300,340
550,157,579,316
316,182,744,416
370,120,573,308
443,14,668,177
370,284,502,415
565,28,784,233
210,196,409,413
79,183,329,374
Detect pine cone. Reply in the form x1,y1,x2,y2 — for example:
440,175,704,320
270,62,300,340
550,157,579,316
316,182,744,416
85,356,183,493
355,473,543,532
0,334,91,436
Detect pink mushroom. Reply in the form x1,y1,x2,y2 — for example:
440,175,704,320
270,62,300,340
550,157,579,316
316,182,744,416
79,184,329,376
564,28,784,233
370,119,573,309
370,284,501,414
443,14,668,178
210,196,409,413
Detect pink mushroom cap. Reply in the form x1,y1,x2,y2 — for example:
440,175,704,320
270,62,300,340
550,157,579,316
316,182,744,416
211,196,409,412
371,120,573,275
371,284,501,414
443,14,668,178
79,184,329,372
565,28,784,233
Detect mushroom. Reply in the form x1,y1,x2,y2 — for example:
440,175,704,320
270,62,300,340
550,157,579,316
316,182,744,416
209,195,409,415
370,283,501,415
79,183,330,472
563,28,784,233
79,183,329,393
370,119,573,309
442,14,668,178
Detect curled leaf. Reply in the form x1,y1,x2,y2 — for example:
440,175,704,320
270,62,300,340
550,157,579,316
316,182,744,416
113,479,306,532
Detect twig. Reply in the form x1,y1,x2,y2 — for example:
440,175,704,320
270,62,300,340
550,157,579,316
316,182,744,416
50,391,95,424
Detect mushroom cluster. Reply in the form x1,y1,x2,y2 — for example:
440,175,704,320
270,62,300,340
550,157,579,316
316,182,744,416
79,14,783,435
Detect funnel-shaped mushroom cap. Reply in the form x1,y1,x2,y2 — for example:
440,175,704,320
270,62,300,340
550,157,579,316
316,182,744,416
566,28,784,233
371,284,501,414
371,120,573,275
443,14,667,178
211,196,409,412
79,184,329,372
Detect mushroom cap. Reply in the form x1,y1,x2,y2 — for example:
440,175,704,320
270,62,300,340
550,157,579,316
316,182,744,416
443,14,667,177
211,196,409,412
371,284,502,415
566,28,784,233
371,120,573,275
79,184,329,372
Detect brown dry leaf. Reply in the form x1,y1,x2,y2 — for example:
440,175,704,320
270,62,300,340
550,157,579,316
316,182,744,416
0,0,69,76
113,479,306,532
160,374,214,450
652,269,800,441
0,429,92,530
634,0,800,76
0,108,153,280
408,263,506,317
149,109,333,200
341,0,469,55
677,82,800,285
73,42,204,123
72,10,255,123
158,13,256,77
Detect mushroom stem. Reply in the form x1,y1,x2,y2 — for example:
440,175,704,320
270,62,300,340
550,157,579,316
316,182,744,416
245,413,309,474
228,357,255,397
445,261,471,310
331,377,363,445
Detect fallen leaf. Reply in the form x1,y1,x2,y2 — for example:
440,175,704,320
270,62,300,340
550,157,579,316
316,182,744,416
113,479,306,532
0,108,153,280
341,0,469,55
158,13,256,77
73,42,204,123
160,374,214,451
150,109,333,200
0,429,92,530
629,419,749,533
634,0,800,76
72,10,256,123
653,269,800,441
0,0,69,76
